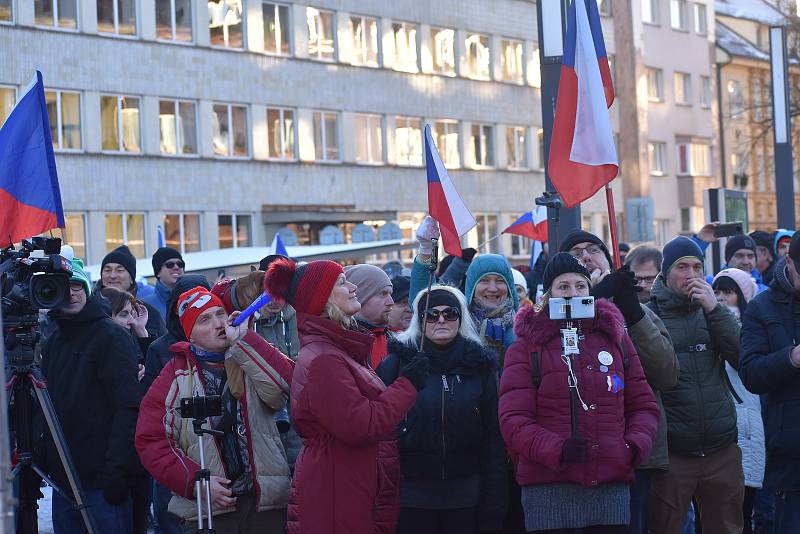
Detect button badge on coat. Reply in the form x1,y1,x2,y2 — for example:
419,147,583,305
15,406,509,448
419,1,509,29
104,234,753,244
598,351,613,366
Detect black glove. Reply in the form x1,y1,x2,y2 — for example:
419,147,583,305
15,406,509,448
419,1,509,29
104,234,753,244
103,483,129,506
560,435,589,464
591,267,644,325
461,248,478,262
400,356,430,391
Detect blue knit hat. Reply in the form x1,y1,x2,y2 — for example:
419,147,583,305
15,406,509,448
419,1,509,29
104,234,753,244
661,236,704,275
464,254,519,310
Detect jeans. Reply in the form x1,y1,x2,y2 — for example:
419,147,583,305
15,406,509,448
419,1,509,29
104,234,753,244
153,481,182,534
52,488,133,534
753,488,775,534
774,491,800,534
628,469,652,533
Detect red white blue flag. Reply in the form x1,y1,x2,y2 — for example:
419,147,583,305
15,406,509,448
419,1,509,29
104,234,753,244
503,206,548,241
549,0,618,208
424,124,476,257
0,71,64,245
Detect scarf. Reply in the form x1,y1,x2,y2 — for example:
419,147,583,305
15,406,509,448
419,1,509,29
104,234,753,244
471,297,514,345
190,344,226,363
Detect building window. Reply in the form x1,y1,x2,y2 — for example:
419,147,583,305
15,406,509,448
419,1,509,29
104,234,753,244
693,3,707,34
468,124,494,168
431,27,456,76
349,15,379,67
674,72,691,105
101,95,140,153
647,67,663,101
597,0,611,16
537,128,545,169
307,7,335,61
156,0,192,41
105,212,145,257
465,32,491,80
676,142,711,176
699,75,711,108
0,86,14,128
313,110,339,162
64,213,87,260
0,0,13,22
648,141,666,175
164,213,201,253
392,22,418,73
641,0,658,24
501,39,524,84
506,126,527,170
475,214,499,254
266,107,295,160
209,0,243,48
670,0,687,30
218,214,251,249
263,2,290,55
727,80,744,118
45,90,81,150
212,103,248,157
529,46,542,88
509,217,532,256
97,0,137,35
432,120,460,169
35,0,78,29
753,79,763,120
355,114,383,164
159,99,197,155
395,116,422,166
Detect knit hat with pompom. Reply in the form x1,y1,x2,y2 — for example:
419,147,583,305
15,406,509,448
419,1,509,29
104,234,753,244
263,258,344,316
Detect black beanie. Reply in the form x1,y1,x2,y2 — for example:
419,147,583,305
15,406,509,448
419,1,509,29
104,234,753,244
259,254,291,272
152,247,183,275
391,275,411,302
725,235,756,263
543,252,591,292
558,229,613,270
661,236,703,275
417,288,461,316
102,245,137,280
749,231,773,252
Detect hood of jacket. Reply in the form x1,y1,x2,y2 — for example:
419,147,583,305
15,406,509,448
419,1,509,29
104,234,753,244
386,335,497,375
297,312,374,366
165,275,212,340
768,256,800,303
513,297,626,347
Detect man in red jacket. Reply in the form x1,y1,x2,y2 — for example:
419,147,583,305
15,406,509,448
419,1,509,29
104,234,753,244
135,287,295,534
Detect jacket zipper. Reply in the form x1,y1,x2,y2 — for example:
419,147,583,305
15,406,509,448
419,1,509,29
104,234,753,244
690,312,707,456
441,375,448,480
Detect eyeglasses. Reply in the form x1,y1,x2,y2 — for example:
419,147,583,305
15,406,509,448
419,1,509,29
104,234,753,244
424,307,461,323
568,245,603,258
634,275,657,285
164,260,185,269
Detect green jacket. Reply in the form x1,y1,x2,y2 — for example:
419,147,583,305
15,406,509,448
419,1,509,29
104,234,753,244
648,277,740,457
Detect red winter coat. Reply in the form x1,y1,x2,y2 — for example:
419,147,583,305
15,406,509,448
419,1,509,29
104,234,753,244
286,314,418,534
499,299,659,488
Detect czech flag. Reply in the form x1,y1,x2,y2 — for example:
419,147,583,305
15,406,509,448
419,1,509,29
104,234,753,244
549,0,618,208
0,71,64,246
424,124,476,257
503,206,548,241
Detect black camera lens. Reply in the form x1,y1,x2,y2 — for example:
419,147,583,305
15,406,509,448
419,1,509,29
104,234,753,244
30,274,70,309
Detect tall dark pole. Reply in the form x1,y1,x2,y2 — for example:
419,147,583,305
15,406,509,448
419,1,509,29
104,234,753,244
715,57,730,189
770,26,795,229
536,0,581,252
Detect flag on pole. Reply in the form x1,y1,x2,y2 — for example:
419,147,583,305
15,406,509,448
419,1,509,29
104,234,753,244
548,0,618,208
424,124,476,257
271,233,288,256
502,206,548,241
530,240,543,270
157,225,166,248
0,71,64,245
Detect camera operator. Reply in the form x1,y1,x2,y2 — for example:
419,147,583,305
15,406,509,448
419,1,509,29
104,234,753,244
498,253,659,532
40,257,142,533
135,287,295,533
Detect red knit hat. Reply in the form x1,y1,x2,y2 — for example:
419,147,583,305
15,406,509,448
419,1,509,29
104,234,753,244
176,286,226,339
264,258,344,316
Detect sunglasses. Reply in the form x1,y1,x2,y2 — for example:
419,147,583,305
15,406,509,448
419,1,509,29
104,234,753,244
164,260,185,269
424,307,461,323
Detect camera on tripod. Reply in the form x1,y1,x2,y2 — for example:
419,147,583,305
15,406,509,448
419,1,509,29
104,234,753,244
1,237,73,316
179,395,223,420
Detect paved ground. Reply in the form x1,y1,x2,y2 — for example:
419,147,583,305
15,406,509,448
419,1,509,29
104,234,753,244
38,486,53,534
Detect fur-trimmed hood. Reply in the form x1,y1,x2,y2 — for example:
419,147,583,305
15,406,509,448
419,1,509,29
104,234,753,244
513,298,626,346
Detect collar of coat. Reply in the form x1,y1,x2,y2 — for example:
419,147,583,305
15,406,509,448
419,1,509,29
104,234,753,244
296,312,374,366
513,297,626,347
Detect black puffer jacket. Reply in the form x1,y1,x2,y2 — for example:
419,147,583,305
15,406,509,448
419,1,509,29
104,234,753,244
648,277,740,457
740,259,800,491
377,336,507,530
39,294,141,493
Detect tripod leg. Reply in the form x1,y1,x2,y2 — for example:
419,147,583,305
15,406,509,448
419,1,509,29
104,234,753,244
32,381,99,534
11,375,41,534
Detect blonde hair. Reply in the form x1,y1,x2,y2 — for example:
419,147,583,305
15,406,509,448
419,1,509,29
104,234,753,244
323,299,355,329
395,285,482,346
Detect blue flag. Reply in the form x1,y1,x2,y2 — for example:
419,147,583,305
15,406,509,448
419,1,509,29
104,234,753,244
271,233,288,256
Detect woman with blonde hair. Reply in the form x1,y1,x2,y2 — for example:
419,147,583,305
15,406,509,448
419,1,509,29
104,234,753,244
263,259,429,534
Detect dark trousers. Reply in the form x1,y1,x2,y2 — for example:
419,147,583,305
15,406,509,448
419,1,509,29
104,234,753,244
752,488,774,534
132,473,152,534
397,507,477,534
774,491,800,534
628,469,652,534
181,494,284,534
52,488,133,534
528,526,627,534
742,486,755,534
505,469,526,533
153,481,182,534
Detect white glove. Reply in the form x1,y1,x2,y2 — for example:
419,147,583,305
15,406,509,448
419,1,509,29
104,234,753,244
415,216,440,256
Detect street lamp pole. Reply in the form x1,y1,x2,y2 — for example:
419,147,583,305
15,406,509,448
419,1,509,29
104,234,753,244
536,0,581,251
769,26,795,229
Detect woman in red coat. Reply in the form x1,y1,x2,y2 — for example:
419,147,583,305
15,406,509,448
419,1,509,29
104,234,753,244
499,253,659,533
263,259,429,534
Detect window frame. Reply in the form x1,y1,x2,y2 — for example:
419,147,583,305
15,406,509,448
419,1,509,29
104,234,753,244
676,141,711,176
155,0,194,43
354,113,384,165
164,212,202,254
670,0,687,31
699,75,711,108
432,119,460,169
394,115,423,167
212,102,250,159
312,110,340,163
648,141,667,175
349,14,379,67
101,94,141,154
430,27,456,76
105,211,146,256
262,1,291,55
500,38,525,85
647,67,664,102
307,6,336,62
0,0,14,24
468,123,495,168
464,31,491,80
266,106,297,161
64,212,89,260
0,84,16,129
35,0,79,30
506,126,528,170
97,0,138,37
391,20,419,73
641,0,659,25
218,213,252,249
46,89,83,152
159,98,198,156
209,0,245,49
674,71,692,105
693,2,707,35
597,0,611,16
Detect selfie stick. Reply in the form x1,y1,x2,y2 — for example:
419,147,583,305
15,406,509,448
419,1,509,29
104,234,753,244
191,415,224,532
418,237,439,353
231,292,272,326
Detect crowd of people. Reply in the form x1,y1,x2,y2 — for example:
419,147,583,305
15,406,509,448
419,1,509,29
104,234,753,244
27,217,800,534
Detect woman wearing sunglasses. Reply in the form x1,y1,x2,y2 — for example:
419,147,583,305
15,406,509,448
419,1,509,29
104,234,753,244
499,253,659,533
377,285,507,534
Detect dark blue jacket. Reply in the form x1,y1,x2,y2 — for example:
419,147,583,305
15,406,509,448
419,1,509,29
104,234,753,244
377,336,507,530
739,263,800,491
